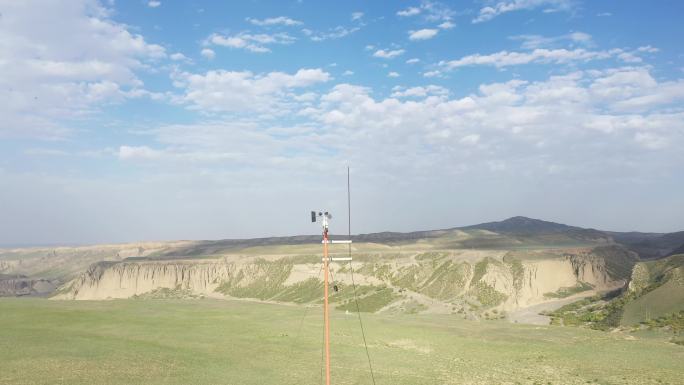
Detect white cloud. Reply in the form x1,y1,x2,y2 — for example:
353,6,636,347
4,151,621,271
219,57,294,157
119,145,162,160
569,32,592,43
409,29,439,41
439,47,651,70
616,51,642,63
438,21,455,29
423,70,442,78
420,2,455,22
174,68,330,114
397,3,454,21
0,0,166,139
460,134,481,145
391,85,448,98
388,72,400,78
397,7,421,17
373,49,406,59
351,12,364,21
201,48,215,59
115,121,326,175
207,32,295,53
23,148,70,157
170,52,189,61
293,92,318,102
118,68,684,186
406,58,421,64
148,1,161,8
246,16,302,26
303,26,360,42
511,32,593,50
473,0,575,23
637,45,659,53
634,132,668,150
342,70,354,76
598,72,684,112
306,68,684,180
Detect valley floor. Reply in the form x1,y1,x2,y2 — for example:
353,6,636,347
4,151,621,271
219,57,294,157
506,290,606,325
0,298,682,385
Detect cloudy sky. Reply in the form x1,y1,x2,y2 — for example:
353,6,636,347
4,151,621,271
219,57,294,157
1,0,683,245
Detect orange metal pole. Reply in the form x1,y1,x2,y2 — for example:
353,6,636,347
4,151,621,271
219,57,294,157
323,227,331,385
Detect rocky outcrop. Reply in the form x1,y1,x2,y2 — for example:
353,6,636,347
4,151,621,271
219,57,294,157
0,275,57,297
628,263,650,293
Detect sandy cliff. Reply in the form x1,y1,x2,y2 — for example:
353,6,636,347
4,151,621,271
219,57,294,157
53,259,235,300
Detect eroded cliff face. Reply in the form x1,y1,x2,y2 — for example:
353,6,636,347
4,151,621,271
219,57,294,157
480,254,613,310
53,260,237,300
53,248,624,314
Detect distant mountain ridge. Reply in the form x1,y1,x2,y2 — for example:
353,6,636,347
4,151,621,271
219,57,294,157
608,231,684,259
463,216,579,233
460,216,610,242
150,216,679,259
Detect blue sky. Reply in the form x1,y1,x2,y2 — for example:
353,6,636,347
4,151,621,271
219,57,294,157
1,0,683,245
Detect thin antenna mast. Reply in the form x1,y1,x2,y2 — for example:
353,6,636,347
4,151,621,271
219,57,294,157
347,166,352,258
346,168,377,385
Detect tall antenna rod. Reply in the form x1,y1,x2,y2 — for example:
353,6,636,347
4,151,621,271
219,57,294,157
347,166,351,258
346,168,377,385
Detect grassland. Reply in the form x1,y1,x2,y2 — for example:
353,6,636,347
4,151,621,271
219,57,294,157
1,298,682,385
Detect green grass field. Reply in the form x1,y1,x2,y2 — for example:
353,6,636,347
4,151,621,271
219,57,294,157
0,299,682,385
